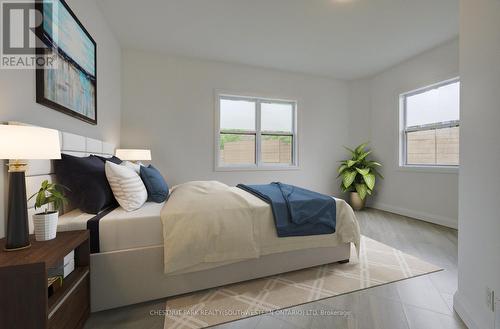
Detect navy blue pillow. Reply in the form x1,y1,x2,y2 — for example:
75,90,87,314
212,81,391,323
140,165,169,203
54,154,117,214
92,155,122,164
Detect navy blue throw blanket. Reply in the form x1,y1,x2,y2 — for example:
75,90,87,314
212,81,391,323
237,182,336,237
86,204,119,253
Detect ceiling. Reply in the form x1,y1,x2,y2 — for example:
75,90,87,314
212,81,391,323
97,0,458,80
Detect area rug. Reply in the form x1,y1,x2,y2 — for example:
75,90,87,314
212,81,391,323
163,236,441,329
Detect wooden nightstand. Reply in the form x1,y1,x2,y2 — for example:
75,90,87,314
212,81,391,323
0,230,90,329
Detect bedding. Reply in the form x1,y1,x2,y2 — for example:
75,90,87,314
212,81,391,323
57,202,165,253
86,205,118,253
237,182,336,237
54,153,117,214
161,181,259,274
93,154,122,164
122,160,141,174
161,181,360,274
56,180,359,276
105,161,147,211
140,165,169,202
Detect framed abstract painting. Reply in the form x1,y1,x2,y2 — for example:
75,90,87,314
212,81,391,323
36,0,97,124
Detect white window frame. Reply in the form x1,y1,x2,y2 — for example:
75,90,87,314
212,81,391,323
399,77,460,172
215,93,298,171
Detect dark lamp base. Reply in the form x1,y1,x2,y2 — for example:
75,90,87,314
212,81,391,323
4,243,31,252
5,170,30,251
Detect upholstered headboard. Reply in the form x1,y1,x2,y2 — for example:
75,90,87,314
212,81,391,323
6,122,116,233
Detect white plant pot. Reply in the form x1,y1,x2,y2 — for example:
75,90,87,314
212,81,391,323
33,211,59,241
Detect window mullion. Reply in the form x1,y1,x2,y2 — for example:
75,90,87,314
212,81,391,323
255,100,262,166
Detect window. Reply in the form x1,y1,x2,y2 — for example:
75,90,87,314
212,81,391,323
216,95,297,169
400,79,460,167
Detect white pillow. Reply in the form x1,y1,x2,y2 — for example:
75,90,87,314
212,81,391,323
105,161,147,211
122,160,142,174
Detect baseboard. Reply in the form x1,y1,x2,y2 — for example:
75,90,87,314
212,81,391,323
369,202,458,229
453,291,492,329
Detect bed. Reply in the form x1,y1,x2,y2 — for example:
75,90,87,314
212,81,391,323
16,123,360,312
64,198,358,312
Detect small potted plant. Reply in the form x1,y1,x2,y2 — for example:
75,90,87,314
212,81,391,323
337,142,383,210
28,180,68,241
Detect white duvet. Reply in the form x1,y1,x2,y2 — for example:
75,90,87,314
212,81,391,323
160,181,360,274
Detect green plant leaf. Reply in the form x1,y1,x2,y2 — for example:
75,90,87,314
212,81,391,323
35,191,46,210
365,161,382,168
370,168,384,179
31,180,68,211
355,183,368,200
49,189,63,199
347,160,357,168
355,167,370,176
363,173,376,190
357,150,372,162
53,199,62,212
355,142,369,154
28,191,38,201
337,143,381,191
341,182,355,192
342,170,357,189
366,188,372,195
337,164,347,174
343,146,356,156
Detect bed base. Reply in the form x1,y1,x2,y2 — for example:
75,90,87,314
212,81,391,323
90,243,351,312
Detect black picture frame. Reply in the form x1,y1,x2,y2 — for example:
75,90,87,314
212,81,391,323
35,0,97,125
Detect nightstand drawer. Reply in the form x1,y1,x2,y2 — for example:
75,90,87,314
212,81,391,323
48,271,90,329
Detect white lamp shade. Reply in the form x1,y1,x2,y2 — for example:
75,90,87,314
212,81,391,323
115,149,151,161
0,125,61,160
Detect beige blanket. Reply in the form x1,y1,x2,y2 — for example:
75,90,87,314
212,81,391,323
161,181,360,274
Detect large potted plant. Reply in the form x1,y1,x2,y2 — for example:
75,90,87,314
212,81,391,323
337,142,383,210
28,180,68,241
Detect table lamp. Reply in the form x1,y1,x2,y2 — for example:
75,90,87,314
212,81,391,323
0,125,61,251
115,149,151,163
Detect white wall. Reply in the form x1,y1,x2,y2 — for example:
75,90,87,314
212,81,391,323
121,50,350,195
348,79,372,146
0,0,121,238
350,39,460,228
454,1,500,328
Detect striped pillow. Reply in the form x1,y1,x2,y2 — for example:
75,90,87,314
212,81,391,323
105,161,147,211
